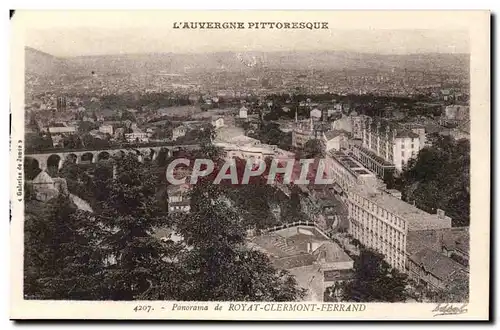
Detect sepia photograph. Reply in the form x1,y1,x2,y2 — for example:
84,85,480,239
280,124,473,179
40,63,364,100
9,10,490,320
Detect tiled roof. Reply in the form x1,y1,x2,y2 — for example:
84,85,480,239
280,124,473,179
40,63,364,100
273,253,316,269
167,183,191,195
409,248,468,282
32,171,54,184
313,241,353,264
407,227,470,257
368,118,419,138
352,185,452,231
169,200,190,207
442,227,470,255
395,129,420,139
323,130,346,141
407,229,444,254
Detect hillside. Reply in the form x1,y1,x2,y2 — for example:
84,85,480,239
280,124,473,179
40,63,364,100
25,47,73,76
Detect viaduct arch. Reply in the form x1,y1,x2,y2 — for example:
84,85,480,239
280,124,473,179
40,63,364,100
24,144,199,172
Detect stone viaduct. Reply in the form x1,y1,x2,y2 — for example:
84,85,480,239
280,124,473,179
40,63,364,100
25,144,200,171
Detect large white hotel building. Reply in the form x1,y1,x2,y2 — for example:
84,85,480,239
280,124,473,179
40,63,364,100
351,116,426,174
324,147,452,274
346,184,452,272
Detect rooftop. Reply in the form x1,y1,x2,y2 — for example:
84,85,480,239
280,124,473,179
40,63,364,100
350,144,395,167
352,185,452,231
368,118,420,139
272,253,317,269
442,227,470,255
249,226,352,270
329,150,377,178
409,248,468,282
167,183,191,195
313,241,353,264
331,115,353,133
323,129,347,141
32,171,54,184
406,227,469,258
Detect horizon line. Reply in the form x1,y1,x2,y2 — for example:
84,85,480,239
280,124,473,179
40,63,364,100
25,46,470,60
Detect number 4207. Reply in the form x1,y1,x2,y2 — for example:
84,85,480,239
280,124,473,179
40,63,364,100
134,305,153,312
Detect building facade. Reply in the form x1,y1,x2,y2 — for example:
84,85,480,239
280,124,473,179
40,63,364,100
216,134,293,164
125,131,149,143
346,185,452,272
167,183,191,213
323,130,349,152
239,106,248,119
211,116,225,129
325,150,378,195
292,127,313,148
99,124,114,135
358,117,422,172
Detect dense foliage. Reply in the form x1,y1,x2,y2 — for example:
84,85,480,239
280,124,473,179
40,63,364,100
24,142,306,301
331,248,408,302
24,196,106,299
174,182,306,301
248,122,293,151
301,139,326,159
395,135,470,227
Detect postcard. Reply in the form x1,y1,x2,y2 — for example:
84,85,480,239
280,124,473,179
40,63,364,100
10,10,490,320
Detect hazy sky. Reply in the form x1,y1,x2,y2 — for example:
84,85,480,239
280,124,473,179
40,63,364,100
15,11,471,57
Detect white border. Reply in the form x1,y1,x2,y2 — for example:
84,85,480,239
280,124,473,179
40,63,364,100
3,4,495,328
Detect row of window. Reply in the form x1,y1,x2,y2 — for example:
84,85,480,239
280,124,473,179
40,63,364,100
350,195,406,230
401,143,415,150
400,151,417,158
350,216,405,251
169,205,190,211
351,227,405,271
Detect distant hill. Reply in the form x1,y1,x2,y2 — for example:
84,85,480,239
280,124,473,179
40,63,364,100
67,51,470,76
25,47,72,76
25,47,469,76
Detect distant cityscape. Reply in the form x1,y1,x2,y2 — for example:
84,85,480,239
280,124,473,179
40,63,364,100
24,45,470,303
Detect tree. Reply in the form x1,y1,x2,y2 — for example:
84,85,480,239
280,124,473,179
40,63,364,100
24,195,105,300
155,148,170,167
427,276,469,303
199,125,217,144
303,139,326,158
95,154,183,300
249,122,292,151
164,144,305,301
397,136,470,227
58,161,96,205
120,110,136,122
281,184,305,223
92,162,114,203
225,183,280,230
339,248,408,302
25,133,53,152
81,134,110,149
78,121,99,133
62,134,83,149
173,182,306,301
